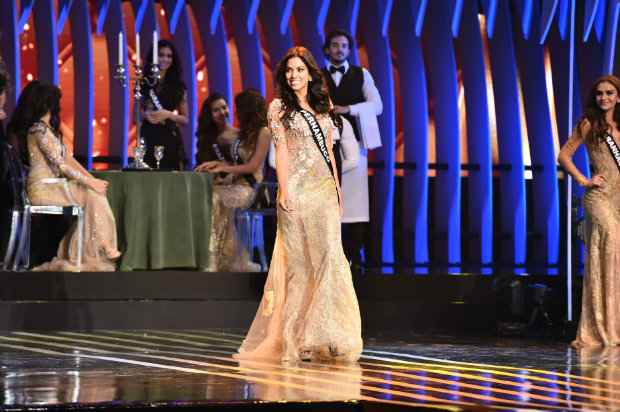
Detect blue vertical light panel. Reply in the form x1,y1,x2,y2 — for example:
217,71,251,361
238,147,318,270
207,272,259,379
422,0,461,266
70,0,95,168
392,0,429,265
549,28,588,197
603,0,620,73
487,0,527,266
514,0,560,267
33,0,59,85
359,0,396,265
228,0,266,95
133,0,158,70
455,0,493,265
162,0,198,168
293,0,330,64
0,0,21,112
258,0,294,70
325,0,360,65
189,1,233,109
104,0,130,167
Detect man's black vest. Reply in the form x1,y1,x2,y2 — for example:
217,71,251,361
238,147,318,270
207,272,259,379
322,65,365,141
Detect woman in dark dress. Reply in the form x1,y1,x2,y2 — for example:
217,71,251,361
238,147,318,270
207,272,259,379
142,39,188,170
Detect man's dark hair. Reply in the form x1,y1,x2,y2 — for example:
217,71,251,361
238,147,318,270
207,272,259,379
322,29,355,56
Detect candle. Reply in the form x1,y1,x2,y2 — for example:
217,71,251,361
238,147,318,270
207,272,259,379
153,30,158,65
135,32,140,66
118,31,123,65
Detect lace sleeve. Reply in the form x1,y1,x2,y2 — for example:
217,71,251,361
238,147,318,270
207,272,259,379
30,123,88,184
268,99,286,146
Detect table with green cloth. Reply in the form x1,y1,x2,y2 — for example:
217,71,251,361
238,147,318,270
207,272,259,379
93,171,213,271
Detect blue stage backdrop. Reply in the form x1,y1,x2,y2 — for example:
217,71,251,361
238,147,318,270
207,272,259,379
1,0,618,273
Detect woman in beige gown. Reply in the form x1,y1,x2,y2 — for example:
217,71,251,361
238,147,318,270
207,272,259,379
195,90,270,272
9,80,119,272
235,47,363,362
559,75,620,346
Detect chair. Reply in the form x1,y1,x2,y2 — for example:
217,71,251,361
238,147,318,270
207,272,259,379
1,142,26,270
236,182,277,271
11,178,84,271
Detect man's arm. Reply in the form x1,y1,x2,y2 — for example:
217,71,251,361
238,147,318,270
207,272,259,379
349,68,383,116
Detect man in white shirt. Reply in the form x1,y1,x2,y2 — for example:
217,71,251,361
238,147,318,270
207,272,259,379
321,29,383,273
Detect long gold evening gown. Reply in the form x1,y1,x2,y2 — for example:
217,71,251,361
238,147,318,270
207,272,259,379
564,129,620,346
236,99,363,362
206,140,262,272
26,121,119,272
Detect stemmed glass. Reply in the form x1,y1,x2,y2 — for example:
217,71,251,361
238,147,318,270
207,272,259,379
154,145,165,170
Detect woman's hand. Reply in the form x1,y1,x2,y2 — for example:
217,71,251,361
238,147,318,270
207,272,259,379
88,178,109,194
583,174,606,188
195,160,229,173
205,161,230,174
144,109,170,124
278,191,294,213
194,162,209,172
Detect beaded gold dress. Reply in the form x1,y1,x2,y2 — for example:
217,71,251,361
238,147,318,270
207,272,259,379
236,99,363,362
563,129,620,346
206,139,262,272
26,121,119,272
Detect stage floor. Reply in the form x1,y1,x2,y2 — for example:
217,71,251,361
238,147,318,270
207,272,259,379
0,330,616,411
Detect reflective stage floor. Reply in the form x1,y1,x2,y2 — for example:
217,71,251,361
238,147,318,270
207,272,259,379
1,330,619,411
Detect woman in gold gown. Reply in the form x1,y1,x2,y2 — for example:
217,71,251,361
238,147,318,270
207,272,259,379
559,75,620,346
9,81,119,271
195,90,270,272
235,47,363,362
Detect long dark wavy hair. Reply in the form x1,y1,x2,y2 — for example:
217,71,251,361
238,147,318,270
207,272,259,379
196,92,227,163
7,80,62,166
581,75,620,142
235,89,267,151
144,39,185,108
145,39,182,85
274,47,331,128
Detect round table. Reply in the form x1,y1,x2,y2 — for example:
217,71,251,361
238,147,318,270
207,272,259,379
94,171,213,271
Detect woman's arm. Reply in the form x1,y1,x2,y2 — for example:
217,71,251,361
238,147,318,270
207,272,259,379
327,125,343,215
32,125,108,193
275,134,292,211
145,91,189,125
558,120,600,187
169,91,189,125
206,127,271,175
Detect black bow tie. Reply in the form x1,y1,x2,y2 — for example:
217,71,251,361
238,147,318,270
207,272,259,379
329,66,345,75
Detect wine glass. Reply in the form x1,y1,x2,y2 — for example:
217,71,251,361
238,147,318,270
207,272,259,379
154,145,165,170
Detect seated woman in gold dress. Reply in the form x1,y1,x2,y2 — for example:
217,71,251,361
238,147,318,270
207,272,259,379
8,80,120,271
195,89,271,271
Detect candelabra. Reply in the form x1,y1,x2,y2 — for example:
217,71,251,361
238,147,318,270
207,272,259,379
114,62,160,169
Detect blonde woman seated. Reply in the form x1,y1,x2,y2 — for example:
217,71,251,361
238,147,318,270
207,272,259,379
9,81,119,271
195,89,271,271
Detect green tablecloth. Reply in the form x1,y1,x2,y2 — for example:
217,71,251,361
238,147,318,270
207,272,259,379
94,171,213,271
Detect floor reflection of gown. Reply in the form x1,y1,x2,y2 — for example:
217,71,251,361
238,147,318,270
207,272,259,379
207,141,261,272
26,122,119,271
565,132,620,346
236,359,362,401
235,98,363,362
576,347,620,410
